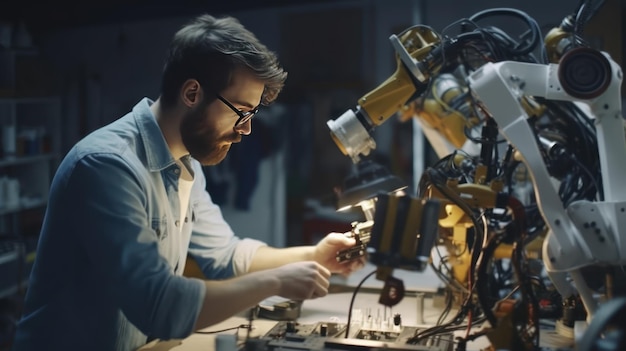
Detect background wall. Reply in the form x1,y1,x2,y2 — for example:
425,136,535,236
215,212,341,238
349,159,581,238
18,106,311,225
31,0,423,247
10,0,625,247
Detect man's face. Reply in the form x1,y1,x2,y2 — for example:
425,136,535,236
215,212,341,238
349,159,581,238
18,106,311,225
180,68,265,165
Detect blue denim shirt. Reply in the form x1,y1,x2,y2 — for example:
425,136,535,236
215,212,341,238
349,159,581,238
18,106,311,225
12,98,266,351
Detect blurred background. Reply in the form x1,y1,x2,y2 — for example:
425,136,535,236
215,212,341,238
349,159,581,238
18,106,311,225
0,0,624,348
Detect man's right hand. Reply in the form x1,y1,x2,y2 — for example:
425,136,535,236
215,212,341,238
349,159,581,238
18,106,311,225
195,260,330,330
274,261,330,300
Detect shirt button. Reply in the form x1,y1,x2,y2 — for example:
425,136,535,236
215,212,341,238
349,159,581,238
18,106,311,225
174,168,180,175
175,220,180,227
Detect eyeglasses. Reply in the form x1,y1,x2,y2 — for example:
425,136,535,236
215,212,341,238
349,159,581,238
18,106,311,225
215,94,261,127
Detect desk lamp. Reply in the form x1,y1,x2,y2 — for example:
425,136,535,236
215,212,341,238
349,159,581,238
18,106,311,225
336,159,407,215
334,160,407,263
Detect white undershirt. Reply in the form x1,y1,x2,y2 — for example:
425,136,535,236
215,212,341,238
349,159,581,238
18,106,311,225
176,157,194,233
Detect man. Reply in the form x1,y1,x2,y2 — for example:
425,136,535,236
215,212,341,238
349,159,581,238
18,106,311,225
12,14,363,351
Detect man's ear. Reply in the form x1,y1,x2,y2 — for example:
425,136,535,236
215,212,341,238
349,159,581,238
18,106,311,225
181,79,203,107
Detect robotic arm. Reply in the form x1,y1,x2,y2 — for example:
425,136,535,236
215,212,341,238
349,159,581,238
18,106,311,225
327,25,440,163
468,46,625,317
328,1,622,348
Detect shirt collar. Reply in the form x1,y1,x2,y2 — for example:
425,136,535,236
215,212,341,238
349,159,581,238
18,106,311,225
132,97,177,171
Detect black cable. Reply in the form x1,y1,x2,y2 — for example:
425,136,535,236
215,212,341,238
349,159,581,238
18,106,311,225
436,288,454,326
468,8,542,57
344,269,377,338
409,315,488,344
409,169,488,345
474,228,510,326
574,0,606,40
194,324,252,334
430,251,468,294
511,237,540,348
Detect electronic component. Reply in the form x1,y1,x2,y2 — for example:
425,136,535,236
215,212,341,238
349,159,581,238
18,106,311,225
252,320,454,351
336,233,368,263
335,193,441,307
258,299,302,321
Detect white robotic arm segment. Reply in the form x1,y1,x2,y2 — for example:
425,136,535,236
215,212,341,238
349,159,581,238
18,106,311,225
561,49,626,262
468,49,626,273
567,200,623,257
509,49,626,203
585,53,626,202
515,49,626,202
468,61,594,272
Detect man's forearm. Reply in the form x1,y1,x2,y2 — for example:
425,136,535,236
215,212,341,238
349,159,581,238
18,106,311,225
193,270,281,330
248,246,315,272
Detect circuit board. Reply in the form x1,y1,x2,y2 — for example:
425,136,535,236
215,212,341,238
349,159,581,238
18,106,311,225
244,320,454,351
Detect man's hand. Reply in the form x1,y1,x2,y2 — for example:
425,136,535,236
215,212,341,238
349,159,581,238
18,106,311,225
314,232,367,276
275,261,330,300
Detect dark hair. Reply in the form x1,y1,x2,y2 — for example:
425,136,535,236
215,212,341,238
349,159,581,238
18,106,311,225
159,14,287,107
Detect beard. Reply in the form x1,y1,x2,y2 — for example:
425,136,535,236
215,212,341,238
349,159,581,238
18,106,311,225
180,103,241,166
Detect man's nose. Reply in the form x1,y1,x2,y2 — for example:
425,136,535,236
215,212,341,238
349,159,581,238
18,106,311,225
234,119,252,135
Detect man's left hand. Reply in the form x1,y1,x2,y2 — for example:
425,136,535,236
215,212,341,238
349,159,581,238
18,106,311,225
313,232,366,276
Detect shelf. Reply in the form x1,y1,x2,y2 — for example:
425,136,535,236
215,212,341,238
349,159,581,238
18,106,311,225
0,279,28,299
0,45,59,302
0,153,59,167
0,198,47,216
0,247,25,299
0,250,18,265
